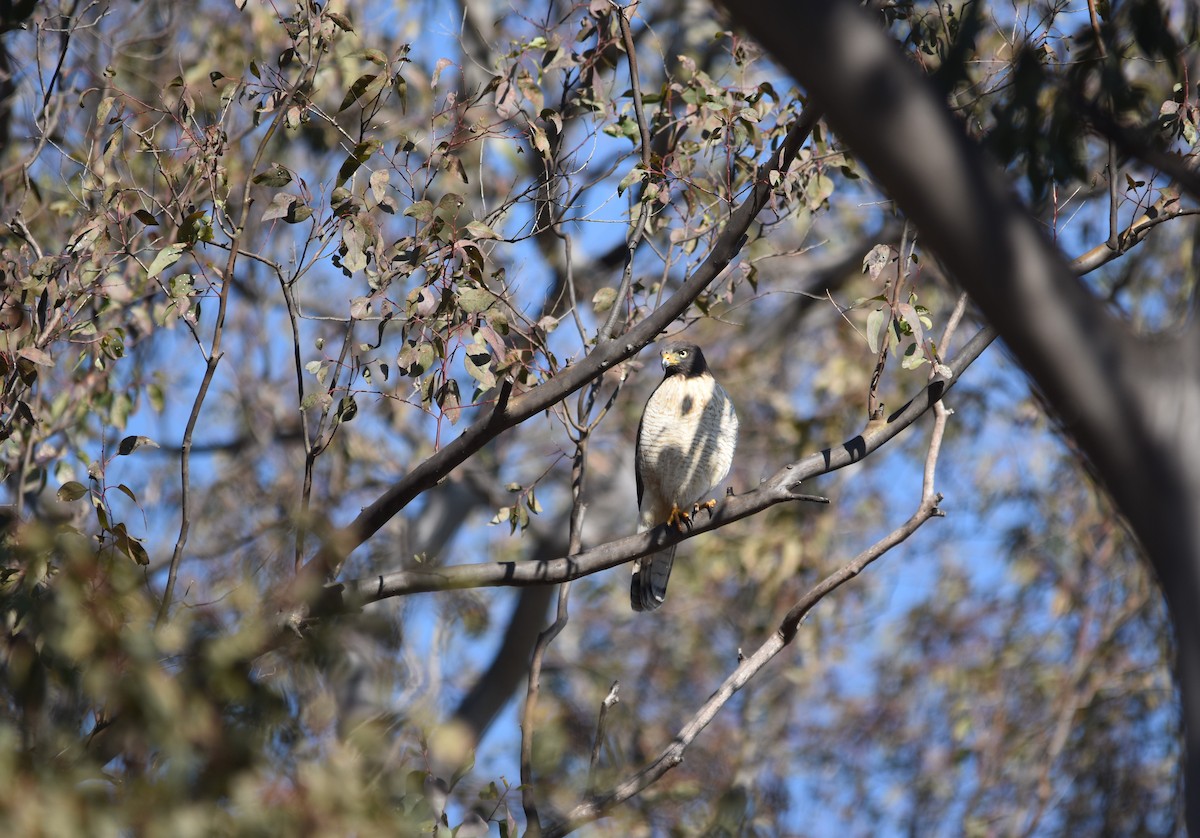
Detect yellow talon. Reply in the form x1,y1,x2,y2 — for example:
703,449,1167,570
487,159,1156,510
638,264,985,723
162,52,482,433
694,498,718,518
664,503,693,531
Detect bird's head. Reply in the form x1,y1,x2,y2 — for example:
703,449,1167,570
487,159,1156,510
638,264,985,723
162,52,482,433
660,343,708,378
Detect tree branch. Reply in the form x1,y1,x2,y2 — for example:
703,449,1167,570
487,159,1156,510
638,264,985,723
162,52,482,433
157,63,315,626
548,429,950,836
712,0,1200,828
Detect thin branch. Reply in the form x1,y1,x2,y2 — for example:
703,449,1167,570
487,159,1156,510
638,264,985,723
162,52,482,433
521,403,593,835
520,575,572,836
598,1,655,340
1084,0,1119,252
586,682,620,796
1071,196,1200,275
550,466,947,836
280,270,311,572
157,65,316,626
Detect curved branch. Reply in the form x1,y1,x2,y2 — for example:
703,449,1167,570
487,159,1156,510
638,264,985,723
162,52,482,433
548,480,946,837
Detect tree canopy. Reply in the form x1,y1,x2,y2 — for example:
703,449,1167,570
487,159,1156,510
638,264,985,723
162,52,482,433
0,0,1194,834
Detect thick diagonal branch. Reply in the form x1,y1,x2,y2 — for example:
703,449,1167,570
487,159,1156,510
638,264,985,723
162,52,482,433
713,0,1200,828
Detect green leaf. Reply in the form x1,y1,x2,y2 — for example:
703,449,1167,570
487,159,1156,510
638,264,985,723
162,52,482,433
404,200,433,221
592,287,617,314
17,347,53,367
96,95,115,124
464,219,499,240
252,164,293,187
862,243,891,280
458,286,493,314
805,171,835,210
437,377,460,422
286,204,313,223
133,209,159,226
336,395,358,423
327,10,354,31
301,391,333,413
902,342,928,370
147,243,187,279
178,211,213,244
127,539,150,566
369,168,390,203
866,308,888,355
896,302,925,345
338,73,385,113
464,345,495,390
168,274,194,297
341,216,369,273
259,193,313,224
117,435,159,456
398,342,435,377
337,141,380,185
57,481,88,502
617,166,645,196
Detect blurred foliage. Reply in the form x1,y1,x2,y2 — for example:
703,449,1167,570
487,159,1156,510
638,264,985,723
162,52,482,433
0,0,1192,834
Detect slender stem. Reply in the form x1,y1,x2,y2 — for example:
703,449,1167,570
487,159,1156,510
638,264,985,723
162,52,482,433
548,502,944,837
586,682,621,796
599,2,656,341
520,431,590,835
1086,0,1119,251
280,271,311,572
157,65,315,626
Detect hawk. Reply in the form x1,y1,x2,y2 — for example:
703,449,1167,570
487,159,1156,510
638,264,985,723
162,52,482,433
632,342,739,611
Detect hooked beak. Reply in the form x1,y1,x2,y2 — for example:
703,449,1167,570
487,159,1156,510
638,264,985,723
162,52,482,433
660,350,680,370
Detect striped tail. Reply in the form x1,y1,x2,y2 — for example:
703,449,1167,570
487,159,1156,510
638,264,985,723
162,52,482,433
631,545,677,611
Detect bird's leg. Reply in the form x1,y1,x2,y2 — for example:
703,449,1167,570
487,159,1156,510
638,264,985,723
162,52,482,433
693,498,719,519
664,503,693,531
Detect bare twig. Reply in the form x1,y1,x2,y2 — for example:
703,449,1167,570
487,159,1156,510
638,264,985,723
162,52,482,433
521,398,593,835
1085,0,1120,252
599,1,656,340
549,452,949,835
157,63,318,626
587,682,621,796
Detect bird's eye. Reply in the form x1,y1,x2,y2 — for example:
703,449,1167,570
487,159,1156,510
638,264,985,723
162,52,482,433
678,350,688,356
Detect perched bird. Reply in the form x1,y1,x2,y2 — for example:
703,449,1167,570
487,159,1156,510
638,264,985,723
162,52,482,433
632,342,739,611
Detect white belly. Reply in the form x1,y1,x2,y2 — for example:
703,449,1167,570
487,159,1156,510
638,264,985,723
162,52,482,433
637,374,738,527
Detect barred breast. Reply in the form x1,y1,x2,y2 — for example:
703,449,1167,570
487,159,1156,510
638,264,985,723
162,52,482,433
636,372,739,529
